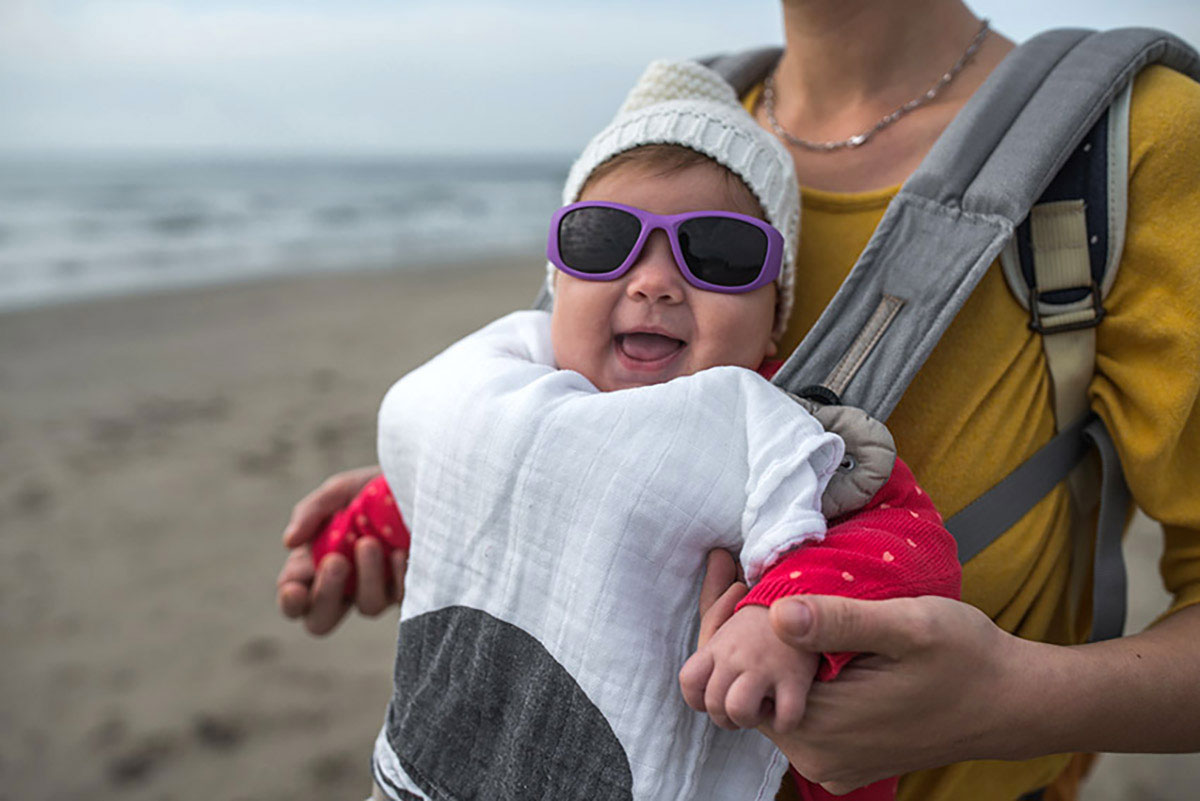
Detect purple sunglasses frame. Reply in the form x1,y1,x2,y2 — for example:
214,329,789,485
546,201,783,294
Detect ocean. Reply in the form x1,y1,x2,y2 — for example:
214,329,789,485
0,155,568,310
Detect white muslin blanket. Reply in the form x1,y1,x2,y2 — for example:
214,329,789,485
371,310,843,801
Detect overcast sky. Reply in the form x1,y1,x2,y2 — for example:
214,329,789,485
1,0,1197,158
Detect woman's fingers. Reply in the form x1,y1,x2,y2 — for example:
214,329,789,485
698,548,739,618
697,550,747,649
277,583,310,619
769,679,808,735
283,465,381,548
303,554,352,636
276,547,316,619
698,582,748,649
354,537,390,616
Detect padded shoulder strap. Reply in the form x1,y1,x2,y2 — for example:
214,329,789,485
770,28,1200,418
909,29,1199,218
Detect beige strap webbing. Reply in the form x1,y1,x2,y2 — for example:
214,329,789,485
1028,199,1104,621
1030,200,1099,431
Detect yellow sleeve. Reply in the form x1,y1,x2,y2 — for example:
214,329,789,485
1091,65,1200,619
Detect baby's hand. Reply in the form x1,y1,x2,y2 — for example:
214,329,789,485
679,605,818,733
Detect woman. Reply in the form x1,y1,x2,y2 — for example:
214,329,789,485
276,2,1200,798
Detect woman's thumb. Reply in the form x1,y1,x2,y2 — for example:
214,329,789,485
769,595,914,659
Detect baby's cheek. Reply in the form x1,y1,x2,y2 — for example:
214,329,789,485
550,288,600,372
692,291,777,372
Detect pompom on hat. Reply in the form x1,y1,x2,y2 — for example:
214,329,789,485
548,59,800,336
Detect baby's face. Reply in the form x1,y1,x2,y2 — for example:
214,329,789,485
551,162,778,392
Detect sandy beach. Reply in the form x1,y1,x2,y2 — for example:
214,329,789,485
1,258,1196,800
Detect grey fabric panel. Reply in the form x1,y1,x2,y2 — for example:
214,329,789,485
697,47,782,97
947,414,1095,563
772,194,1010,419
1084,417,1131,642
386,606,633,801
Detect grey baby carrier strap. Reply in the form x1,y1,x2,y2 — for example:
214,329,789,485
700,29,1200,642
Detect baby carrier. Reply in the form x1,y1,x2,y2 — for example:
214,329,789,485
536,27,1200,643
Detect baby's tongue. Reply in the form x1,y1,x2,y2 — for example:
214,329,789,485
620,332,683,361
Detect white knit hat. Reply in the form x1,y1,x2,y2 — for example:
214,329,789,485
547,59,800,336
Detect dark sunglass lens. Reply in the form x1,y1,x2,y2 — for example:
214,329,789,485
677,218,768,287
558,207,641,273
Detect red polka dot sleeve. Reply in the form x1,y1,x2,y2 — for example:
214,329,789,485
737,457,962,680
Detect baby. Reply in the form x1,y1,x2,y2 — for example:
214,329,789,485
314,61,960,801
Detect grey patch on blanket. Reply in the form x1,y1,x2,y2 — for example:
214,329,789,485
376,780,423,801
386,606,633,801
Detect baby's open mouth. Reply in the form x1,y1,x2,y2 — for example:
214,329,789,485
616,332,686,363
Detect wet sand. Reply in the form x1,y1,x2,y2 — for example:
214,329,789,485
0,257,1195,800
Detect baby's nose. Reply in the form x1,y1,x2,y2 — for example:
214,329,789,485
625,230,685,303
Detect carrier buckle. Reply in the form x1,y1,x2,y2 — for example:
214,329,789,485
1028,281,1106,334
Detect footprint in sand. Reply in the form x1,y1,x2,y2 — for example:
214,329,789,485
308,751,357,786
106,733,177,786
192,713,245,751
236,635,282,665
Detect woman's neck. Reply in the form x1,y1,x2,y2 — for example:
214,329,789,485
760,0,1014,192
776,0,980,116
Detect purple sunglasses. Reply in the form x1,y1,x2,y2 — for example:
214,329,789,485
547,201,783,293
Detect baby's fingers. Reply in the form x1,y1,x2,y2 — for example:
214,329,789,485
678,651,715,712
725,673,772,730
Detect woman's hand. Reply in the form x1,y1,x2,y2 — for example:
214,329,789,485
276,465,407,635
760,593,1028,793
695,549,1033,795
695,548,748,647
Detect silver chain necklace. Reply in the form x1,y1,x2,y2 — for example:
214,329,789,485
762,18,990,152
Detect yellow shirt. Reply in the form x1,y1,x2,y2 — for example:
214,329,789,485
748,64,1200,800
